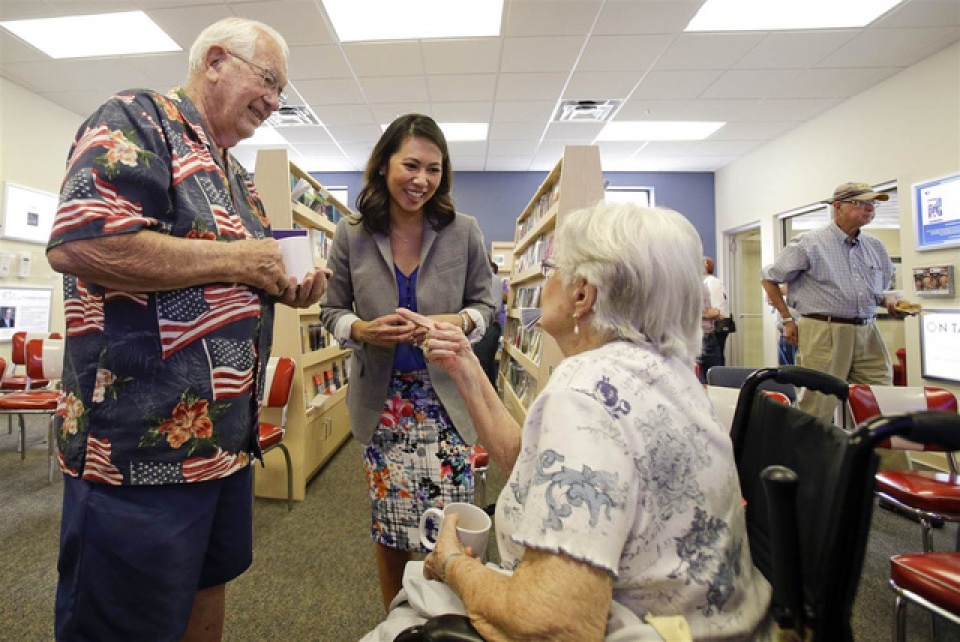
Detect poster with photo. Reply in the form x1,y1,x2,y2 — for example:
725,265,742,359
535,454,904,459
912,265,955,298
914,173,960,251
1,182,57,245
0,287,52,342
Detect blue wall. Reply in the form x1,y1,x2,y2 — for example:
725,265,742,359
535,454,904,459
311,170,717,260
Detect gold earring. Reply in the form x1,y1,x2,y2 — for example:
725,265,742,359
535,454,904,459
573,313,579,335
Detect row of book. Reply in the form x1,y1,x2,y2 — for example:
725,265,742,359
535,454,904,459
507,321,543,364
302,323,334,353
514,285,542,308
290,178,344,225
515,182,560,242
513,231,554,275
304,357,350,410
503,357,536,409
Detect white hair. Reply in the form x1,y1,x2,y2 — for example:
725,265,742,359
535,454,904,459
554,202,704,362
188,17,289,75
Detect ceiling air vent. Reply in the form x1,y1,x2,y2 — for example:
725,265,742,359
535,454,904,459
553,99,621,123
266,105,322,127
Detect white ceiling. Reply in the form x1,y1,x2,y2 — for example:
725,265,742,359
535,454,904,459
1,0,957,174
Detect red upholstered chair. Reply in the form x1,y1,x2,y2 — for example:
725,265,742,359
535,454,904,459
0,337,64,481
473,444,490,506
848,384,960,552
893,348,908,387
890,552,960,640
0,331,61,392
258,356,296,511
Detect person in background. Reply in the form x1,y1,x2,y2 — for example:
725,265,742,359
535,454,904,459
472,258,503,387
702,256,730,359
320,113,496,612
697,281,724,383
44,18,328,641
761,181,904,423
363,203,772,641
769,283,798,365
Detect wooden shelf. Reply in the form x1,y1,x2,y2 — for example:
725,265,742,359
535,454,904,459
253,148,357,502
498,146,604,406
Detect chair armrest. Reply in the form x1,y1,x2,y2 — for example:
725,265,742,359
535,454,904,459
394,614,484,642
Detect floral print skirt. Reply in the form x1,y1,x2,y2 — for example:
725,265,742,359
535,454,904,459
364,369,477,552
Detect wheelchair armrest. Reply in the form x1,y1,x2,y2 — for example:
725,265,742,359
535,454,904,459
761,465,805,631
395,614,484,642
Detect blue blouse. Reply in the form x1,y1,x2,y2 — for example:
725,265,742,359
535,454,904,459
394,266,427,372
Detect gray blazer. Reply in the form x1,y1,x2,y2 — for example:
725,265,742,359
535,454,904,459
320,213,497,445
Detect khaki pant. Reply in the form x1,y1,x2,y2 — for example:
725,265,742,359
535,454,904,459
796,317,892,425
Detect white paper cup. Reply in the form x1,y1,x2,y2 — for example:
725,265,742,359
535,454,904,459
883,289,904,306
274,229,314,284
419,502,491,559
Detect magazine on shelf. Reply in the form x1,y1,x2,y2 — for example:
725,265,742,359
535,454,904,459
518,307,542,329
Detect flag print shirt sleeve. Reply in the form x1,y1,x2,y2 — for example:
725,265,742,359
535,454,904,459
47,89,274,486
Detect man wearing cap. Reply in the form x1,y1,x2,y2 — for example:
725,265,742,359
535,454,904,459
761,182,905,423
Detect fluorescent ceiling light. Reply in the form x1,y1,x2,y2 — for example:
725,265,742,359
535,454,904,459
439,123,488,142
323,0,503,42
596,121,725,142
236,127,289,147
0,11,180,59
685,0,904,32
380,122,489,142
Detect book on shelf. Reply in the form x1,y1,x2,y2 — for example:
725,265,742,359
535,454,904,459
518,307,542,329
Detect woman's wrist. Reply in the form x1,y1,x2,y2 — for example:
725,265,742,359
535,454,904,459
440,551,467,583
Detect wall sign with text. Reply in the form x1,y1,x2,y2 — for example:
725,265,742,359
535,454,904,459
913,172,960,251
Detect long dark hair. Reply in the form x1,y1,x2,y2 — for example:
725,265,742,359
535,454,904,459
354,113,456,236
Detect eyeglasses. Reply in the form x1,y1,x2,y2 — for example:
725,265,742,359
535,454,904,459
540,258,558,278
227,51,287,107
843,200,878,209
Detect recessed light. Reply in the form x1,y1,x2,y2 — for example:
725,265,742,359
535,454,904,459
322,0,503,42
0,11,180,59
596,121,725,142
685,0,904,32
380,122,488,142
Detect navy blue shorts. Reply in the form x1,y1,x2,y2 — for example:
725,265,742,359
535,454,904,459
55,466,253,641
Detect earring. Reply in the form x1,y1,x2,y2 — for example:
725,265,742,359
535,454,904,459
573,313,579,335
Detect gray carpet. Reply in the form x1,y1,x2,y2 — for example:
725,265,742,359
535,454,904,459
2,414,959,641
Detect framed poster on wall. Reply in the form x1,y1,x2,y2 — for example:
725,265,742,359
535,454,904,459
0,286,53,342
920,310,960,383
1,182,57,245
913,172,960,251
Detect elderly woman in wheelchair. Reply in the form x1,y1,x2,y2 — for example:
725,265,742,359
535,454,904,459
363,202,773,641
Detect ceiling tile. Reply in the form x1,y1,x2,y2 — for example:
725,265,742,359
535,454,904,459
542,121,604,142
231,1,332,46
295,78,365,105
654,33,766,70
817,27,960,68
421,39,502,75
502,0,602,37
577,34,675,71
313,104,377,126
430,102,495,122
769,67,901,99
369,103,430,123
494,72,567,101
631,70,725,99
343,42,424,77
490,101,556,123
701,69,803,100
428,74,497,102
358,76,429,103
733,32,859,70
593,1,702,35
563,71,642,100
278,125,335,145
873,0,960,28
489,120,548,140
500,36,585,73
286,45,352,80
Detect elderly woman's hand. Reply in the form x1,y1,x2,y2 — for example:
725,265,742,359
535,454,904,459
396,308,477,378
423,513,477,583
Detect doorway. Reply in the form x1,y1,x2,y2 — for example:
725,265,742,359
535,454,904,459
724,224,764,367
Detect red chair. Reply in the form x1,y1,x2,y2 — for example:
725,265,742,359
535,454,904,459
0,331,61,392
893,348,907,387
258,356,296,511
0,337,64,481
848,384,960,552
890,552,960,640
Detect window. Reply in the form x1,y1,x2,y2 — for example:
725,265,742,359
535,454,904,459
605,186,654,207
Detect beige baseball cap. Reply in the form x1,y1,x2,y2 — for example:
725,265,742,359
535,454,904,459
832,182,889,202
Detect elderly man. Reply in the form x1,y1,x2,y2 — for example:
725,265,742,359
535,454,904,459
761,182,903,423
46,17,326,641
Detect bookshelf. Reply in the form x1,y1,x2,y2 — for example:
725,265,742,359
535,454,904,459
253,149,353,502
497,146,604,425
